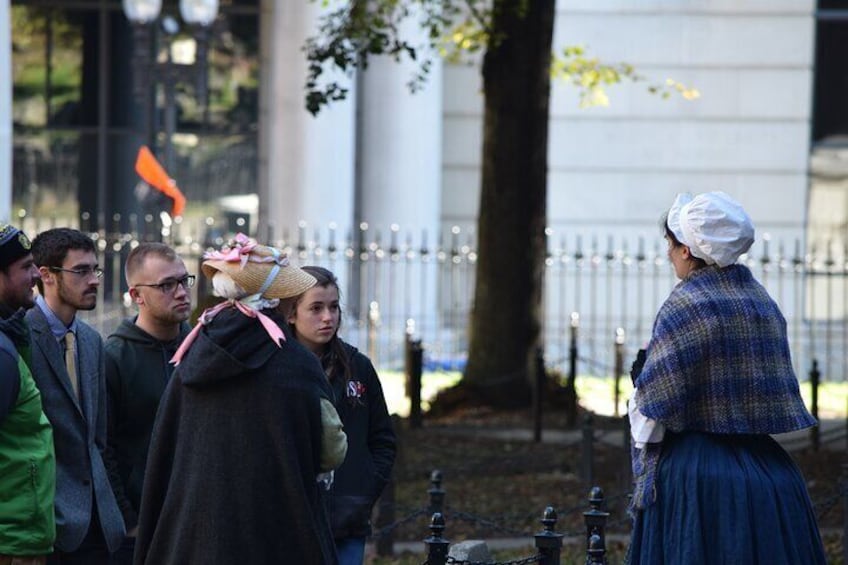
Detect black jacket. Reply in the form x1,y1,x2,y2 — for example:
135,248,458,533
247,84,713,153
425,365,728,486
104,318,190,530
134,308,338,565
327,341,396,540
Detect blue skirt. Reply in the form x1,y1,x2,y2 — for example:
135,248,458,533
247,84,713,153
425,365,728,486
628,432,826,565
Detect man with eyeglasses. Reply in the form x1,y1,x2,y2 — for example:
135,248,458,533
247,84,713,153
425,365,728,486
26,228,125,565
103,242,192,565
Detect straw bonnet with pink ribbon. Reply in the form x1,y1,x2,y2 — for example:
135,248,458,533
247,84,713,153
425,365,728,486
171,233,316,365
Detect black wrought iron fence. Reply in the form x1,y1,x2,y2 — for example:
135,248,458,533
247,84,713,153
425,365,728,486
18,215,848,382
368,468,848,563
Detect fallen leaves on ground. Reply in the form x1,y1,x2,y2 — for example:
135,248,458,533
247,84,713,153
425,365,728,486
370,409,846,564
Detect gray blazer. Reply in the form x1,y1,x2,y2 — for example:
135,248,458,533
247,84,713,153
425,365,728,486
26,307,125,553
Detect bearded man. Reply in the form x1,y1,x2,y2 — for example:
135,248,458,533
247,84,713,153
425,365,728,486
27,228,124,565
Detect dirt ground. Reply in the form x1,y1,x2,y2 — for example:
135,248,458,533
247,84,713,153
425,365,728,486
372,407,847,564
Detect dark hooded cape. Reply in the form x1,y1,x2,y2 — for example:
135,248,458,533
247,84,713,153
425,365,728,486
133,308,337,565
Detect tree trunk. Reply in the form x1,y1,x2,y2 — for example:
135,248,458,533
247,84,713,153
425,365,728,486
463,0,555,408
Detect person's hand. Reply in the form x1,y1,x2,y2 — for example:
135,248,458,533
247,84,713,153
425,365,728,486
630,349,647,385
317,471,335,490
128,526,139,538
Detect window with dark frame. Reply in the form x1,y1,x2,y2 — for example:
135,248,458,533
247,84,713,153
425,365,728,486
9,0,260,227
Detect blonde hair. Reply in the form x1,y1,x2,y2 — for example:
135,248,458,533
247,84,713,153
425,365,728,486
211,271,246,299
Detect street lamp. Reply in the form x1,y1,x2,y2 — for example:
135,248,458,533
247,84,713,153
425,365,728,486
123,0,219,30
122,0,162,23
179,0,219,26
122,0,219,172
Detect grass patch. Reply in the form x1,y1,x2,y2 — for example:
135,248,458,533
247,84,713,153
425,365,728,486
379,371,848,419
380,370,461,418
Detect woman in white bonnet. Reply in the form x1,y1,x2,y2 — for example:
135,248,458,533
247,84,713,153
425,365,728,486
626,192,825,564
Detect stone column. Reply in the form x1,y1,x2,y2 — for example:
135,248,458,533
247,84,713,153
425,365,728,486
258,0,356,246
357,34,443,244
355,17,443,356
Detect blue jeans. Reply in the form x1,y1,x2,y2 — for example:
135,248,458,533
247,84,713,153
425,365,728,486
335,537,366,565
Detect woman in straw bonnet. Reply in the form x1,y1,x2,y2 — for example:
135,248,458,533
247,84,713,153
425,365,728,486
627,192,825,564
133,234,347,565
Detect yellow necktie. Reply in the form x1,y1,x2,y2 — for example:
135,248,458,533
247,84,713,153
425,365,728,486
65,331,79,398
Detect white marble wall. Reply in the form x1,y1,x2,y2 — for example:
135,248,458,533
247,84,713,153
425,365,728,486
260,1,443,247
357,22,443,246
258,0,356,245
355,14,444,346
259,1,444,347
441,0,816,253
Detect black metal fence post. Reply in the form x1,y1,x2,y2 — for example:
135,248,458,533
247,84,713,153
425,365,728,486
613,328,624,417
374,474,395,557
406,336,423,429
566,313,580,428
428,470,445,516
534,506,563,565
810,359,820,451
621,415,632,492
423,512,449,565
367,300,380,370
534,346,544,443
842,463,848,565
581,414,594,484
586,534,606,564
583,486,609,557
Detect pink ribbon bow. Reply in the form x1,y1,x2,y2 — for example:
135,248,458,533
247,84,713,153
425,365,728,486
203,233,288,269
170,298,286,366
203,233,257,269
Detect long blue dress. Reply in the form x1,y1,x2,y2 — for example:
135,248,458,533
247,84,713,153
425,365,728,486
628,431,826,564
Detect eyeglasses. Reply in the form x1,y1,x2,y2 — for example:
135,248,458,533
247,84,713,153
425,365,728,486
49,266,104,279
134,275,196,294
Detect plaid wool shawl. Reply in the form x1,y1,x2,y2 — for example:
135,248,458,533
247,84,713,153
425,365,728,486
630,264,815,509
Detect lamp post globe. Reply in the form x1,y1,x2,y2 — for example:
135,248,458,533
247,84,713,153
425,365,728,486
180,0,219,26
122,0,162,24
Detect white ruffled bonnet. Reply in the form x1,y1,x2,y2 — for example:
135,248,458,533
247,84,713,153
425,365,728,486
667,191,755,268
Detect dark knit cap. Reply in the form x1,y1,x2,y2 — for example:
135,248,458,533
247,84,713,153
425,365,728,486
0,224,32,268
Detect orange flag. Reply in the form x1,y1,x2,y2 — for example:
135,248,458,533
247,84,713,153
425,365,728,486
134,146,186,217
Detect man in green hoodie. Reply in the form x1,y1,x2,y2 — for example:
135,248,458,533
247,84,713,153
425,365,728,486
104,242,192,565
0,224,55,565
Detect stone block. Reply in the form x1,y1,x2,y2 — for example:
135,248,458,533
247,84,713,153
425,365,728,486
448,540,492,562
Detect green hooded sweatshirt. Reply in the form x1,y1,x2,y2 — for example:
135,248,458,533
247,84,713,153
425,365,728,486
0,312,56,556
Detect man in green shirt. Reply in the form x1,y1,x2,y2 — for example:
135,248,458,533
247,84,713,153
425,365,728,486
0,224,56,565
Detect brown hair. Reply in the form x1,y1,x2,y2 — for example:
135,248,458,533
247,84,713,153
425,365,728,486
292,266,354,396
125,242,179,285
31,228,96,293
662,213,707,269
